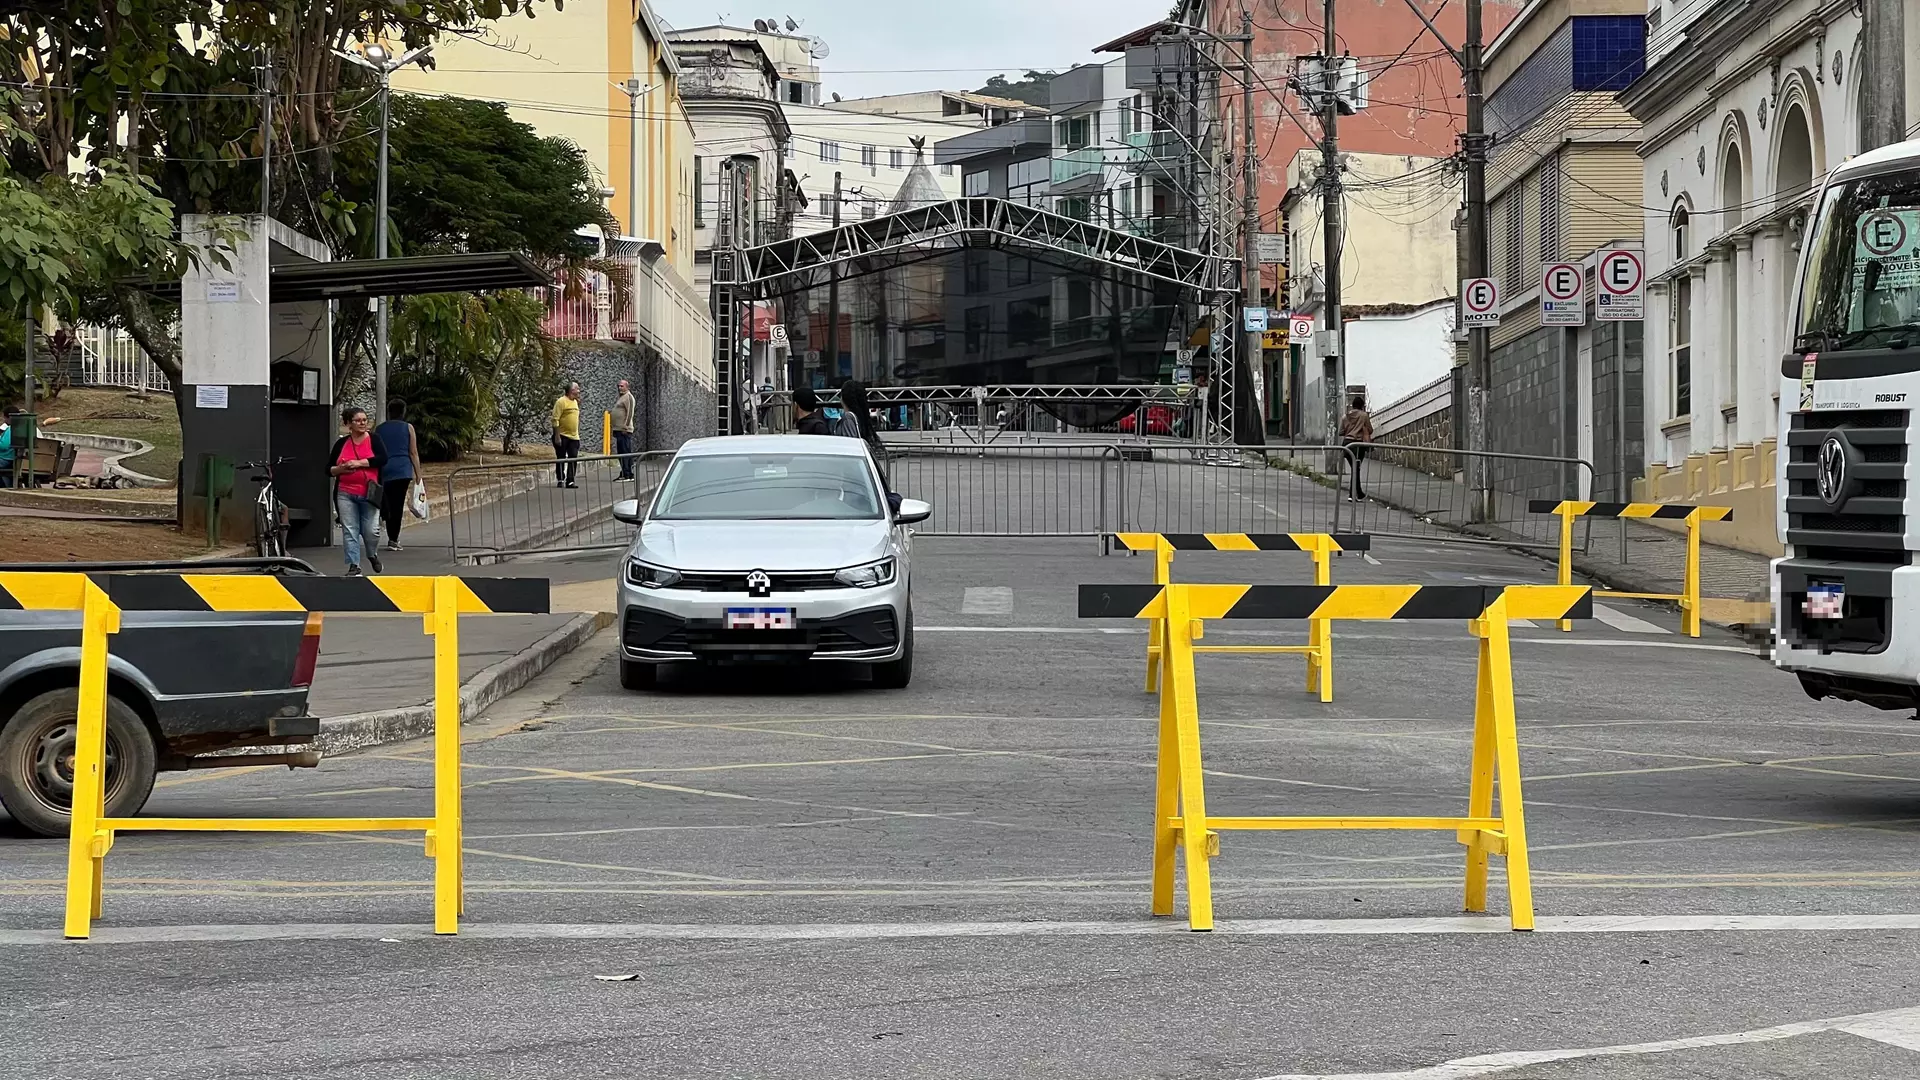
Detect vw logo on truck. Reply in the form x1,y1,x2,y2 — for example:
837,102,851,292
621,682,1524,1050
1816,434,1852,508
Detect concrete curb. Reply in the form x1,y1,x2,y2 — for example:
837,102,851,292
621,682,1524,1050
50,430,168,487
309,610,614,757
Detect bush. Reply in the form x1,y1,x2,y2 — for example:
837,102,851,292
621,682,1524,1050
388,368,483,461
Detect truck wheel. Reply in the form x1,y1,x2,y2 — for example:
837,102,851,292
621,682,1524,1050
0,690,159,839
619,659,659,691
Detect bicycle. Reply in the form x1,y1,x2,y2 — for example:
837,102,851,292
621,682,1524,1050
239,458,293,558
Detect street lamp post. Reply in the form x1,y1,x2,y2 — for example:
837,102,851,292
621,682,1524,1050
337,41,432,424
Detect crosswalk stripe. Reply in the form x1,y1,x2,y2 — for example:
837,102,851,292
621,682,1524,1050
1592,602,1671,634
961,586,1014,615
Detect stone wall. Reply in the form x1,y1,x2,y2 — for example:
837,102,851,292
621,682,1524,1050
1372,399,1455,478
555,341,716,454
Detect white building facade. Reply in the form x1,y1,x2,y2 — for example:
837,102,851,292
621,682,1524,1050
1620,0,1920,552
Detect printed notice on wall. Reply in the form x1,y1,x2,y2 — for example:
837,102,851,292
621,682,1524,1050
195,384,230,409
206,280,240,303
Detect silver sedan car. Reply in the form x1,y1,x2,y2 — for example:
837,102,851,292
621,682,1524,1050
611,435,931,690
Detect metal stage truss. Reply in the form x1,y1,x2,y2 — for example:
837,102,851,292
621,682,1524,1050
708,192,1246,442
720,197,1240,298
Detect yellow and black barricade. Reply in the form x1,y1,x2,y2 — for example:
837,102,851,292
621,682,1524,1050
1079,581,1592,931
0,571,549,940
1110,532,1370,702
1529,500,1732,637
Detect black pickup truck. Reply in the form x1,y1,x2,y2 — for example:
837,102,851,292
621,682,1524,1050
0,560,322,837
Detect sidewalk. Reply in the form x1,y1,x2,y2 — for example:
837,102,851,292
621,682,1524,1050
1338,453,1772,627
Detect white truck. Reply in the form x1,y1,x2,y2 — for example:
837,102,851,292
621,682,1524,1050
1776,138,1920,709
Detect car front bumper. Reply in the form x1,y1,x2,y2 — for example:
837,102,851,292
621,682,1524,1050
618,575,909,663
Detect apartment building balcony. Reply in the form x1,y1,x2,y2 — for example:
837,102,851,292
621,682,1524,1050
1051,147,1109,195
1123,129,1181,178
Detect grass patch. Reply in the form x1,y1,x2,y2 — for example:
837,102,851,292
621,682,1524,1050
37,388,182,483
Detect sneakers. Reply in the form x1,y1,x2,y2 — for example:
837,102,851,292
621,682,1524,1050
346,565,364,577
387,542,405,552
368,552,383,574
564,481,579,489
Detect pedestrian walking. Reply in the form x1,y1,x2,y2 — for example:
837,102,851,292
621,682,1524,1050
611,378,637,480
0,412,14,488
1340,395,1373,502
551,382,582,488
329,406,389,575
792,386,832,435
374,399,422,551
838,380,901,511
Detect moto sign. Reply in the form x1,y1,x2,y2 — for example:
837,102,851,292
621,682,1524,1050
1461,277,1500,328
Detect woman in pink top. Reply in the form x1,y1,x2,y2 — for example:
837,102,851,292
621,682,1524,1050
329,406,389,576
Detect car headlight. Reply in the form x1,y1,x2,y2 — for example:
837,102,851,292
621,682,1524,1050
834,558,897,588
627,560,683,589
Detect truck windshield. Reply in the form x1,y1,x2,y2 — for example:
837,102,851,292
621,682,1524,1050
1798,169,1920,348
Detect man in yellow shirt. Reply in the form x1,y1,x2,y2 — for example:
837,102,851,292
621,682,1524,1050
551,382,582,488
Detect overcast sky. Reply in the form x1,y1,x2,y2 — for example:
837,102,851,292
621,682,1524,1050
652,0,1172,101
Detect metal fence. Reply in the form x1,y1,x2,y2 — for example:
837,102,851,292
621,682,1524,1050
1333,443,1594,551
72,325,172,394
441,436,1602,562
446,451,673,562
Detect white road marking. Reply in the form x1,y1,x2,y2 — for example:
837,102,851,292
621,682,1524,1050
1249,1004,1920,1080
1592,603,1672,635
960,586,1015,615
1362,553,1383,566
17,913,1920,947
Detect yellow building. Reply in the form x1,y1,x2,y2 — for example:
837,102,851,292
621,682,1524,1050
390,0,697,281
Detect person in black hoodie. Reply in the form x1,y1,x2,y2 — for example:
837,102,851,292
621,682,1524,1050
328,406,390,575
792,386,832,435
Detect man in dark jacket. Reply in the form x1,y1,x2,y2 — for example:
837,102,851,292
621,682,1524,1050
793,386,832,435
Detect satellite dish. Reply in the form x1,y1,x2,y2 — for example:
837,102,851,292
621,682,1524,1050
807,36,830,59
831,91,842,102
753,18,768,31
784,17,800,31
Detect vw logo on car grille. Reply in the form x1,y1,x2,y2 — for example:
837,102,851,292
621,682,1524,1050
1817,434,1850,508
745,570,773,598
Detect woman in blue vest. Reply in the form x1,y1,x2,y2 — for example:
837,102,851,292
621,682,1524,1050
374,399,423,551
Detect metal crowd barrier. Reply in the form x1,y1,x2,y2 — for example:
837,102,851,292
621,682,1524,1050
1112,532,1370,702
446,451,672,562
1533,500,1734,637
1334,443,1596,551
0,571,551,939
1079,580,1593,931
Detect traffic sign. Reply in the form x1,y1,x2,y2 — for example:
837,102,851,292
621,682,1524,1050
1861,211,1908,258
1461,277,1500,328
1540,262,1585,327
1596,249,1644,322
1288,314,1315,340
769,323,790,347
1243,306,1269,333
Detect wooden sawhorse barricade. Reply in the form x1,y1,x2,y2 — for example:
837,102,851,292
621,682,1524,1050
1079,581,1592,931
0,571,549,939
1112,532,1370,703
1531,500,1732,637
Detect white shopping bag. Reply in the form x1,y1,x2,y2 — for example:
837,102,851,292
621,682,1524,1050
407,480,431,522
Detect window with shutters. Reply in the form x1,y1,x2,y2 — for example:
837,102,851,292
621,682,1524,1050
819,141,840,163
862,145,877,168
1538,160,1563,264
889,148,905,169
1503,189,1525,292
1671,276,1692,416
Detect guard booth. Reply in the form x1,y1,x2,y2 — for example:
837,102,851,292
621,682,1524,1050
161,216,549,546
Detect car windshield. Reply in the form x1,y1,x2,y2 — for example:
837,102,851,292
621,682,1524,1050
650,453,882,520
1798,168,1920,346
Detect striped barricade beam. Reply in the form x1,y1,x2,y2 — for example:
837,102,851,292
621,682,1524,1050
1527,500,1733,522
1079,583,1593,623
0,573,550,614
1111,532,1372,553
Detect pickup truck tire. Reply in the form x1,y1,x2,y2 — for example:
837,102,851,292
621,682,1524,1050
0,690,158,839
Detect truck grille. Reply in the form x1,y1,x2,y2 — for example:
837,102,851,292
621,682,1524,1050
1785,410,1912,564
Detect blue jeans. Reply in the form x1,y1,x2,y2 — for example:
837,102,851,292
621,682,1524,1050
335,490,380,570
613,431,635,478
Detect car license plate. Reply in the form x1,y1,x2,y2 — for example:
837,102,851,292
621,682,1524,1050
726,607,796,630
1804,583,1845,620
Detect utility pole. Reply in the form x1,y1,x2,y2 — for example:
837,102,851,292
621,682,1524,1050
1462,0,1491,511
1862,0,1907,150
259,51,273,218
622,78,646,236
826,171,842,385
1319,0,1344,451
1241,8,1264,445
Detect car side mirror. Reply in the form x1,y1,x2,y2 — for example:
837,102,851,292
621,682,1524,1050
894,498,932,525
612,498,644,525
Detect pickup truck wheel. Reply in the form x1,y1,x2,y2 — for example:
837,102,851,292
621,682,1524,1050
0,690,158,839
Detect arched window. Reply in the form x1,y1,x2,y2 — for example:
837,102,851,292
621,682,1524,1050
1672,204,1691,260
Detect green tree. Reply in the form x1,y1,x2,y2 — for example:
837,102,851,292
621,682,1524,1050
390,288,549,460
974,70,1058,108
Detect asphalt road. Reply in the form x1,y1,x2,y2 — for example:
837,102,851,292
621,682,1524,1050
7,533,1920,1079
